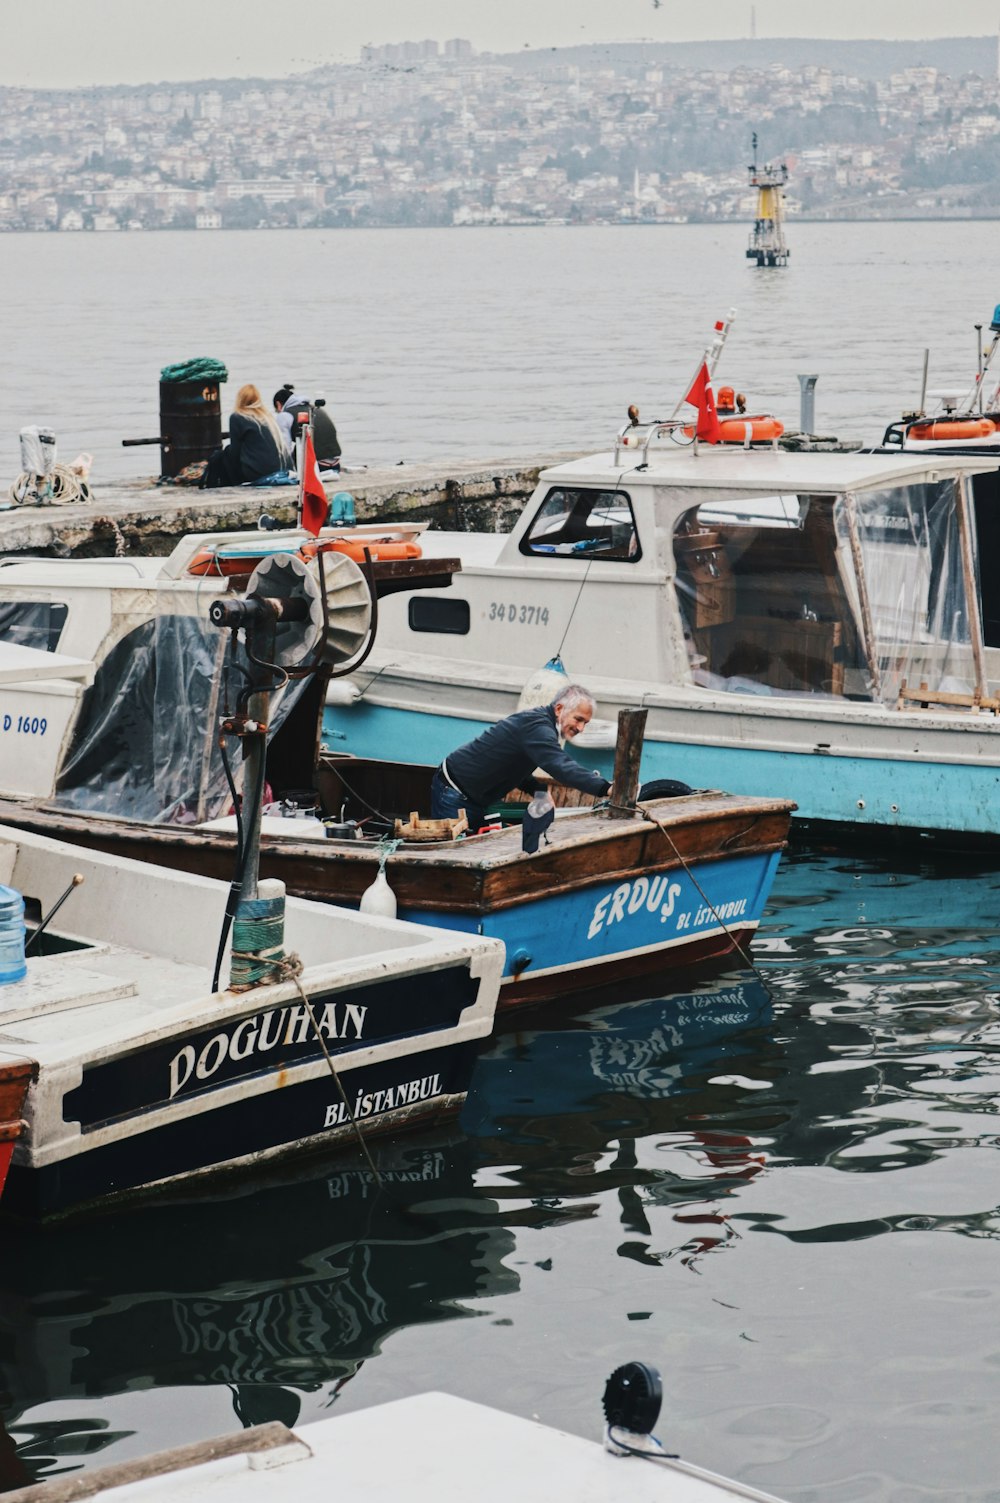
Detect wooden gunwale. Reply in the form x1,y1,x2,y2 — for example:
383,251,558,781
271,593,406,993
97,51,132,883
0,794,793,916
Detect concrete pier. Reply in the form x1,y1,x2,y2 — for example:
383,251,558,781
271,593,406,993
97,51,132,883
0,453,581,558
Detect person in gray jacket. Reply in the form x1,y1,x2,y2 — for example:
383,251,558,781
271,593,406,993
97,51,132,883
431,685,610,832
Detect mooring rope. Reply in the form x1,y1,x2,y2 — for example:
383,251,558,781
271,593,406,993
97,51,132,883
632,800,772,990
228,946,383,1185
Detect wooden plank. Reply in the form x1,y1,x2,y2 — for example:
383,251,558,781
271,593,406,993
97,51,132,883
609,707,647,817
0,1423,304,1503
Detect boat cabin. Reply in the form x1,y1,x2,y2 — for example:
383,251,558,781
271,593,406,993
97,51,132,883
372,442,1000,716
0,526,453,820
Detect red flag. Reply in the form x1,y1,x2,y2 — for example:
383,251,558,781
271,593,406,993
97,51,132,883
300,430,328,536
684,361,722,443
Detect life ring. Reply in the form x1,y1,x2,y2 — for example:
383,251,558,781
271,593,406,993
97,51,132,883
908,418,995,442
681,415,784,444
717,415,784,443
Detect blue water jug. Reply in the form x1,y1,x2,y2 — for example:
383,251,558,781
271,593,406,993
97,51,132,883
0,885,27,985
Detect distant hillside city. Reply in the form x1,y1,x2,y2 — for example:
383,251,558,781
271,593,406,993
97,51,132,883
1,35,998,231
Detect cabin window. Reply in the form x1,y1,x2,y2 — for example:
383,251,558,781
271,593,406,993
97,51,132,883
674,480,978,707
408,597,470,635
0,600,68,653
520,487,641,561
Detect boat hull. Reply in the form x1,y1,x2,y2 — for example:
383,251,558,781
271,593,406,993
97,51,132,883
402,849,782,1005
3,956,492,1220
0,792,791,1007
325,695,1000,848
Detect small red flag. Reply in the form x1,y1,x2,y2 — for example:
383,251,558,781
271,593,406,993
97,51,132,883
300,430,328,536
684,361,722,444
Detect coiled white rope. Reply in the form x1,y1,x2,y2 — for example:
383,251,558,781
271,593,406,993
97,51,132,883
9,463,93,506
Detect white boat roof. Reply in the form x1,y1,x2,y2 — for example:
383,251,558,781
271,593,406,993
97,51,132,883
0,642,94,685
46,1392,788,1503
0,556,168,588
540,447,997,493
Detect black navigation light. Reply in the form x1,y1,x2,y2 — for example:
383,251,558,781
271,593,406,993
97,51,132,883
602,1361,663,1436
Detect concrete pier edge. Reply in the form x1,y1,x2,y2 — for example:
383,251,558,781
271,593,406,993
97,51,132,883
0,453,585,557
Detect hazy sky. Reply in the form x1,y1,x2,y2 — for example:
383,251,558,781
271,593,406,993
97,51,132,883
4,0,998,88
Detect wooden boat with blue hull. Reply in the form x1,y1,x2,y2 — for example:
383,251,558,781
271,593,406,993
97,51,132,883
0,532,792,1006
0,824,502,1220
1,778,791,1008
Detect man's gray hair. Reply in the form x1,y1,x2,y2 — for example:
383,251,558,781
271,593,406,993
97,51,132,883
551,683,596,714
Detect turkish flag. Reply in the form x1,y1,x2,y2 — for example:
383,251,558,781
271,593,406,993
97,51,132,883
300,430,328,536
684,361,722,443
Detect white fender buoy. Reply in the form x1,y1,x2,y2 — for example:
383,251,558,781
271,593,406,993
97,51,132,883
518,653,568,711
359,868,397,919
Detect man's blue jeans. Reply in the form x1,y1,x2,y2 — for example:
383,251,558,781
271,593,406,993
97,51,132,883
430,768,485,832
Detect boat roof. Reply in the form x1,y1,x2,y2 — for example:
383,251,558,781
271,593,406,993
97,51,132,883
540,447,998,493
0,555,168,588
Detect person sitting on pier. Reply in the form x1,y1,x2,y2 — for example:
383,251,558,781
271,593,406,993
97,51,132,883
201,384,290,488
273,383,296,450
431,686,612,833
281,390,342,473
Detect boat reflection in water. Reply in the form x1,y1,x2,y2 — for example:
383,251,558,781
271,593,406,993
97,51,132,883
0,1136,517,1489
463,969,775,1272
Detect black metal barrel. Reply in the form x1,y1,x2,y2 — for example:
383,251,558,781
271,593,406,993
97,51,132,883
157,379,223,477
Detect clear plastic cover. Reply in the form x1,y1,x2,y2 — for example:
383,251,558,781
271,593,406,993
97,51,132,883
836,479,976,706
675,478,978,706
53,610,308,824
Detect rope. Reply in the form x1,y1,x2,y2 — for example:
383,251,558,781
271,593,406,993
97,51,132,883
9,465,93,506
228,948,384,1186
633,800,772,990
230,905,286,988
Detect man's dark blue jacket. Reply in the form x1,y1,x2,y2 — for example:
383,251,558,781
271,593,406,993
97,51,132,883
444,704,610,808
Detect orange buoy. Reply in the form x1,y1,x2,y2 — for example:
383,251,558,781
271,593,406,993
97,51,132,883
681,415,784,444
301,538,422,563
908,417,996,442
187,534,423,577
186,544,298,577
718,415,784,443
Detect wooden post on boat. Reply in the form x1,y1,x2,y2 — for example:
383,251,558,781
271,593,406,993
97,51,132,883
608,707,647,817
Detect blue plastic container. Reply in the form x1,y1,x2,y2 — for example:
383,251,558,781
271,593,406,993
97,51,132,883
0,885,27,985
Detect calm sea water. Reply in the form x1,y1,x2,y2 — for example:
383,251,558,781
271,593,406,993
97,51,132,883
3,224,1000,1500
0,221,998,484
3,847,1000,1501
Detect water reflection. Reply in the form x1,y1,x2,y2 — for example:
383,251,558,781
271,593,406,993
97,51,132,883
0,1138,517,1486
5,848,1000,1499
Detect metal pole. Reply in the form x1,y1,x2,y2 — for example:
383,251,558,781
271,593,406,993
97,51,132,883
238,688,269,903
919,349,929,414
797,374,818,435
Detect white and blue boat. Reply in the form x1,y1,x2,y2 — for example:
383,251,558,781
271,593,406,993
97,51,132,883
322,437,1000,849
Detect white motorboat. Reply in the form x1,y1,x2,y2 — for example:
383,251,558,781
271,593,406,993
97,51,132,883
0,821,502,1219
321,434,1000,848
